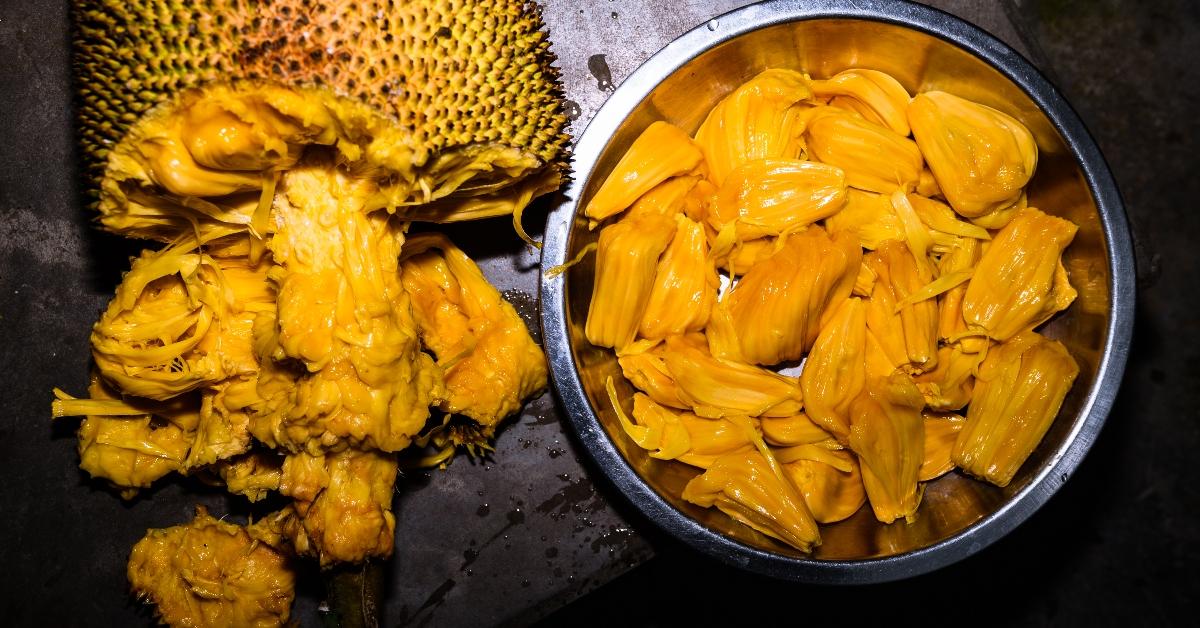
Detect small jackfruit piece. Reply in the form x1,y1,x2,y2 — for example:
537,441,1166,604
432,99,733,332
725,226,862,365
915,345,982,412
127,506,295,628
709,159,847,239
962,208,1078,341
907,193,991,245
183,379,257,470
683,448,821,552
801,297,867,444
919,412,965,482
908,91,1038,218
863,240,939,374
824,188,905,250
969,190,1027,230
761,413,834,447
718,236,778,275
585,121,704,221
613,391,755,468
627,176,700,220
806,108,923,194
585,212,678,349
639,215,719,339
278,449,398,566
661,336,803,418
810,69,912,136
56,376,199,499
618,347,690,410
694,69,815,186
76,1,570,233
212,450,284,503
936,237,984,348
783,448,867,524
952,331,1080,487
400,233,548,430
849,373,926,524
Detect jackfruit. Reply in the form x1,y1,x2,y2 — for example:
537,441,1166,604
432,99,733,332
725,226,861,365
908,91,1037,218
761,414,835,447
682,448,821,552
935,237,985,349
585,212,677,349
612,391,754,468
920,411,965,482
810,69,912,136
585,122,704,221
806,108,923,194
660,336,803,418
849,373,926,524
75,0,570,236
618,347,690,410
628,176,700,219
962,208,1078,341
863,240,939,374
914,345,982,411
639,215,719,339
694,69,814,186
800,297,867,444
824,188,904,250
212,451,284,503
953,331,1079,487
782,448,867,524
709,159,847,239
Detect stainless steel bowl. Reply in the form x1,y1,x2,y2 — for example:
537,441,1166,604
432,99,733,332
540,0,1133,582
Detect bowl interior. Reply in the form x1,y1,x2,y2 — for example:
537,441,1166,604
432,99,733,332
560,17,1111,560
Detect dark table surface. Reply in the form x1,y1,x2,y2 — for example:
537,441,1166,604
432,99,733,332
1,1,1197,626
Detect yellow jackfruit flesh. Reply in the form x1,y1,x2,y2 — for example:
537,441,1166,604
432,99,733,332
810,69,912,136
639,216,719,339
824,188,905,250
695,69,814,186
920,411,965,482
962,208,1078,341
618,348,690,410
914,345,982,411
849,374,926,524
661,336,804,418
585,212,677,349
709,158,847,239
864,240,939,374
585,121,704,221
212,451,284,503
953,331,1079,487
725,226,861,365
613,392,754,468
806,109,923,194
761,414,835,447
800,297,867,444
783,448,867,524
908,91,1037,218
683,448,821,551
628,176,700,219
935,237,984,349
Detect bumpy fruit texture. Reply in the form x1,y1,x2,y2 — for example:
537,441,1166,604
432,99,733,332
683,448,821,552
908,91,1037,218
76,0,570,232
920,412,965,482
585,122,704,221
614,392,754,468
639,216,719,339
953,331,1079,487
864,240,939,374
709,159,847,239
801,297,867,444
783,448,867,524
810,69,913,136
661,336,804,418
585,212,677,349
806,109,923,194
963,208,1078,341
849,374,926,524
726,226,861,365
695,69,814,186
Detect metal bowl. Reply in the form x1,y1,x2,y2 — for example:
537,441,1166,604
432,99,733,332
540,0,1133,582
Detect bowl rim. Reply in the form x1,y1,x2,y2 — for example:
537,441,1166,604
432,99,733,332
539,0,1134,583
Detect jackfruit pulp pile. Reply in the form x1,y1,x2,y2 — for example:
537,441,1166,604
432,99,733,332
52,1,567,625
583,68,1080,552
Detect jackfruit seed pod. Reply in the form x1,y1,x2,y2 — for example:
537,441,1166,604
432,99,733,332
585,121,704,221
783,447,867,524
952,331,1079,487
907,194,991,245
709,159,847,239
863,240,939,374
180,93,320,172
661,336,803,418
801,297,867,444
639,215,719,339
726,226,862,365
627,176,700,220
761,413,834,447
616,393,754,468
908,91,1038,218
914,345,982,411
695,69,815,186
962,208,1078,341
585,213,677,350
936,237,983,347
618,346,690,410
848,373,926,524
824,188,904,250
806,108,923,194
682,448,821,552
920,411,965,482
810,68,912,136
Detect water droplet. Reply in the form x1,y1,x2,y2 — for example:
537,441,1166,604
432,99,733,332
707,19,720,31
610,11,618,19
521,579,531,588
476,503,490,517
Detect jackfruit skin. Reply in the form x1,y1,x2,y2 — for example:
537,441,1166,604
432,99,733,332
72,0,570,199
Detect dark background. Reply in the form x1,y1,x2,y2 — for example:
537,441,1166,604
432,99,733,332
1,0,1197,626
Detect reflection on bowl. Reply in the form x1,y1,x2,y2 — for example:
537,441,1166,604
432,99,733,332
541,0,1133,583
